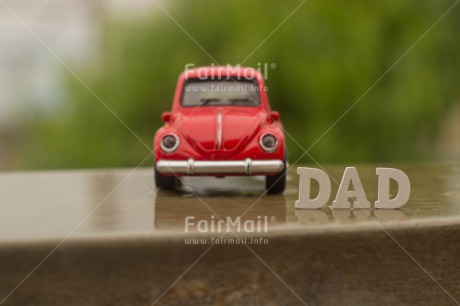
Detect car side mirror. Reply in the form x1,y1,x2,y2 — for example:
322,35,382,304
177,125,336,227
161,112,172,122
270,111,280,121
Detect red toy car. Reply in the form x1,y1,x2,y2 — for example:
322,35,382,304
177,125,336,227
154,66,286,193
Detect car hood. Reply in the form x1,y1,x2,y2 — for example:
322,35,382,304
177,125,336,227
174,108,265,157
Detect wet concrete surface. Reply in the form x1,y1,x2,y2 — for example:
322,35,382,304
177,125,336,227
1,164,460,240
1,164,460,305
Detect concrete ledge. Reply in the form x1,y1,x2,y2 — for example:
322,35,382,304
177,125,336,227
1,216,460,305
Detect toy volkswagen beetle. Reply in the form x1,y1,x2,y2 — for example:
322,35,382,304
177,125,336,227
154,66,286,193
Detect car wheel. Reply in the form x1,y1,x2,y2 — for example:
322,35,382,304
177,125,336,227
265,159,286,194
154,166,178,191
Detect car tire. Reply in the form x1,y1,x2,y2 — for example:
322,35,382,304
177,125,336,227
154,166,177,191
265,159,286,194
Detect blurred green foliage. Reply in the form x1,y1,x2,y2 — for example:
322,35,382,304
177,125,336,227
19,0,460,169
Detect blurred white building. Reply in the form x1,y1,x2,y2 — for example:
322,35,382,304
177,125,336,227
0,0,165,168
0,0,162,124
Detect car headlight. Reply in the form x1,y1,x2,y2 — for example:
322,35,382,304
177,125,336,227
161,134,180,153
260,133,279,153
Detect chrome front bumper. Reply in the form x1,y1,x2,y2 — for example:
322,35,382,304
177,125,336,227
156,159,284,175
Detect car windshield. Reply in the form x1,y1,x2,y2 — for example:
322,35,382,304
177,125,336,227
181,79,260,107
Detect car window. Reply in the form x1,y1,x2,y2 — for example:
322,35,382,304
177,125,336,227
181,79,260,107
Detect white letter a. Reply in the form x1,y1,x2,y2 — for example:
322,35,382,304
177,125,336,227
331,167,370,209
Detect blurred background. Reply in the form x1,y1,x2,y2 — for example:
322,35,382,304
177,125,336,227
1,0,459,170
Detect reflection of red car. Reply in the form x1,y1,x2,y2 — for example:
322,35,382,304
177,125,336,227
154,66,286,193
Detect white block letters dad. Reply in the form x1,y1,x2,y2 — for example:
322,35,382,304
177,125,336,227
295,167,410,210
